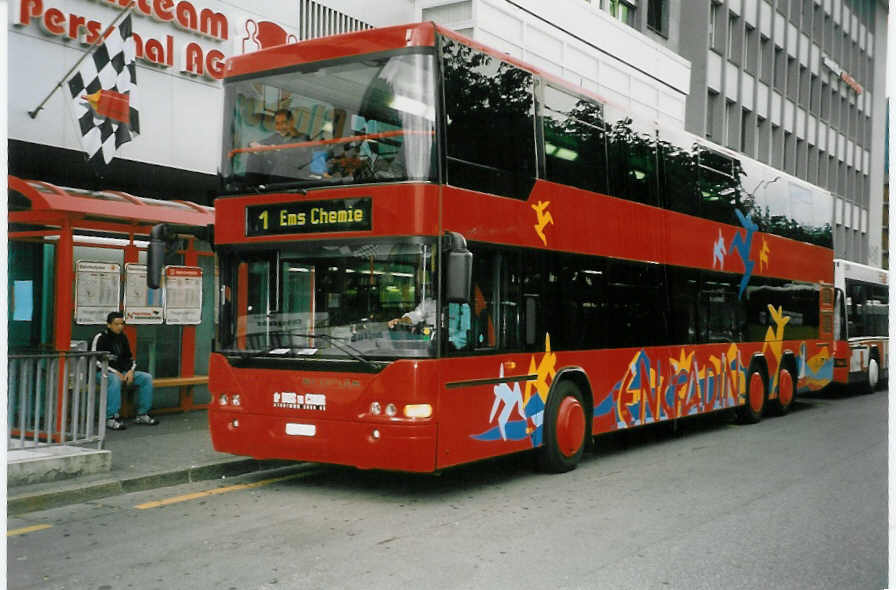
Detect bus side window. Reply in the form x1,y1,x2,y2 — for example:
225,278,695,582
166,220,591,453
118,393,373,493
541,85,608,195
667,267,700,345
660,143,698,216
440,36,537,200
697,149,741,226
606,118,659,206
470,250,498,349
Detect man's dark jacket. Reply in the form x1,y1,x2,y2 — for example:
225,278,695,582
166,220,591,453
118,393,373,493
91,329,136,374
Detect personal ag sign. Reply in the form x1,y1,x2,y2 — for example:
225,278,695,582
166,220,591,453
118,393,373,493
246,197,371,236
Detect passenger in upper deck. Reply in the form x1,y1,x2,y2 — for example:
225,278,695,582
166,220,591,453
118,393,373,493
247,109,311,178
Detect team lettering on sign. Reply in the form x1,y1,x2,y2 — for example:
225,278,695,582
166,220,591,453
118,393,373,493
14,0,228,79
278,206,366,228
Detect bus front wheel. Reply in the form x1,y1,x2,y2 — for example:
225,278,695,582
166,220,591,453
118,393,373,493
537,380,587,473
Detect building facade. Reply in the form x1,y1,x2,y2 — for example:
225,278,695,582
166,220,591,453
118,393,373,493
601,0,887,267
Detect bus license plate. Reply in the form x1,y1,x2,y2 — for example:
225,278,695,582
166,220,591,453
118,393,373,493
285,423,316,437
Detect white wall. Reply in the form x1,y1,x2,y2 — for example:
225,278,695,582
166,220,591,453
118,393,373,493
414,0,692,128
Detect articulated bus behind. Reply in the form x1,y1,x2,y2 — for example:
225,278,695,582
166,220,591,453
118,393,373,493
834,259,888,392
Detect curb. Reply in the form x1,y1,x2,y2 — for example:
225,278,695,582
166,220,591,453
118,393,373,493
8,458,297,516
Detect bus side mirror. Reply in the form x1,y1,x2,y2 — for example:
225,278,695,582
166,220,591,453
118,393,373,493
444,232,472,304
147,224,169,290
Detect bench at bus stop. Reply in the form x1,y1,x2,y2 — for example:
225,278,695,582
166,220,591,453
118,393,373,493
120,374,209,417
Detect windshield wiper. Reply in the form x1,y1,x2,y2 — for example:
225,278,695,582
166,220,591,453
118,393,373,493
277,332,380,370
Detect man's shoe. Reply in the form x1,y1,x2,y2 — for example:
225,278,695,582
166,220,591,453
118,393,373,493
106,417,127,431
133,414,159,426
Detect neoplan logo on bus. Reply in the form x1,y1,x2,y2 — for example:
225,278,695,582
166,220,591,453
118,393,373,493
246,197,372,236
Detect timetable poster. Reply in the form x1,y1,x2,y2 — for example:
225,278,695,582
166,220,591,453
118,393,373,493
164,266,203,325
75,261,121,324
124,264,163,324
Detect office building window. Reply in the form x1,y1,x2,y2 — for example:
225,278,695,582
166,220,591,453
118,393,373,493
728,13,741,63
647,0,667,35
710,2,722,52
774,47,786,91
745,26,758,73
706,90,719,140
757,116,770,163
759,36,772,82
726,100,738,149
783,131,794,174
608,0,636,27
801,0,812,29
740,108,753,155
799,66,809,107
787,57,798,101
772,124,783,167
807,146,818,183
810,74,820,115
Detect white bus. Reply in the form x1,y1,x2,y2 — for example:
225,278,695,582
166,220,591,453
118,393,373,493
834,259,888,392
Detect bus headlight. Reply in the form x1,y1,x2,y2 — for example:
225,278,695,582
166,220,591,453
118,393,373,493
403,404,432,419
219,394,229,406
385,403,398,417
369,401,382,415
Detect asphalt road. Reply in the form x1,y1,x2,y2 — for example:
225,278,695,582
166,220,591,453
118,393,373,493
8,387,887,590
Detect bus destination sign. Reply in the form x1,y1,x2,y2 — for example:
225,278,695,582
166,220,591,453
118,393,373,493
246,197,372,236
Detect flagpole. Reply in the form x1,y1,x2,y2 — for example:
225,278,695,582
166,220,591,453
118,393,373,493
28,2,136,119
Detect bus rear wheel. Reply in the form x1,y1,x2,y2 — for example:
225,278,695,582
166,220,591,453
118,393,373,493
537,380,587,473
772,364,796,415
738,367,767,424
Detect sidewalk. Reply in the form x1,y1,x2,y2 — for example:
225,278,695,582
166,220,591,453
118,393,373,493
7,410,294,515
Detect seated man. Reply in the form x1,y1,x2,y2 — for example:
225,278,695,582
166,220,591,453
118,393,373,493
248,109,311,178
91,312,158,430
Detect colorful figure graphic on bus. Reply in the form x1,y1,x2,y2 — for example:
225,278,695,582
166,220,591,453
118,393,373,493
797,342,834,391
531,200,554,246
471,334,554,447
594,344,746,430
709,210,772,299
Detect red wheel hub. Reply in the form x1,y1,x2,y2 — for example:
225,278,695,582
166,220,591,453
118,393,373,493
778,369,794,407
556,397,586,458
749,372,765,414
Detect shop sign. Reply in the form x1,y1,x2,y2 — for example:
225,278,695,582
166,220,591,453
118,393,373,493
75,261,121,324
12,0,295,80
163,265,203,324
822,56,863,94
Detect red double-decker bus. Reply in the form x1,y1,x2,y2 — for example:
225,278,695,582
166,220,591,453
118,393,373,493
178,23,838,473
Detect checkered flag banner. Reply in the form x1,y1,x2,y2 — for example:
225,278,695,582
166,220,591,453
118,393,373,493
66,15,139,167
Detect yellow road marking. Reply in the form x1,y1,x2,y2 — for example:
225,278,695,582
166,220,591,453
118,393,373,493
135,471,312,510
8,524,52,537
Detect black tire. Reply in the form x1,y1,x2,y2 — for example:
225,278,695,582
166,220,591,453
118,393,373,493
863,356,880,394
737,364,767,424
771,360,797,415
537,380,588,473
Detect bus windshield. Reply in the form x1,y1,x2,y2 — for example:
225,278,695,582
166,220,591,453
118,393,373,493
219,238,438,360
221,51,437,192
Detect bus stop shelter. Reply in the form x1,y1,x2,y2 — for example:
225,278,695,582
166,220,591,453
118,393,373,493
8,176,215,427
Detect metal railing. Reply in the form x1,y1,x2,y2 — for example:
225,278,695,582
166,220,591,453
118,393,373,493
8,351,110,450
